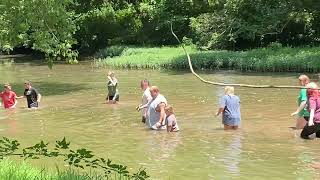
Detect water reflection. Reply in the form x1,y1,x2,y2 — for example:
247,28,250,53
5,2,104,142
222,132,242,175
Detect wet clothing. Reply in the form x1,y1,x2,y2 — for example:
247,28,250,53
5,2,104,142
219,95,241,126
107,78,119,101
301,96,320,139
309,97,320,123
24,88,39,108
166,114,179,132
301,122,320,139
0,91,17,109
298,89,310,117
141,87,152,117
146,94,167,130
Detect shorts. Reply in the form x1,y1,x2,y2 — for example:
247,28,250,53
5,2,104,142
28,102,39,108
106,95,119,101
222,117,240,126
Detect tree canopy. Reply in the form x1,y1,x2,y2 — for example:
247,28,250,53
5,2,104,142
1,0,320,62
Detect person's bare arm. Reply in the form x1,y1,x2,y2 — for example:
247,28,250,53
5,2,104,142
291,101,307,116
37,93,41,102
308,109,315,126
216,107,224,116
157,103,166,125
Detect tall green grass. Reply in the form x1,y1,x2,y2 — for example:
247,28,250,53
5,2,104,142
0,159,109,180
94,46,320,72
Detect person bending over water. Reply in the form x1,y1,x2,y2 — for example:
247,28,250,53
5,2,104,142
146,86,167,130
106,71,119,104
291,75,310,129
216,86,241,130
0,83,18,109
18,81,41,109
136,79,152,123
300,82,320,139
165,105,179,132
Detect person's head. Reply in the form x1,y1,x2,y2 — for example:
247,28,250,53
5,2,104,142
3,83,11,92
298,74,310,86
140,79,150,90
224,86,234,95
24,81,32,89
306,82,319,98
108,71,115,78
165,105,174,115
150,86,160,99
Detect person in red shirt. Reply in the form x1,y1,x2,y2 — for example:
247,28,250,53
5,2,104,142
0,83,18,109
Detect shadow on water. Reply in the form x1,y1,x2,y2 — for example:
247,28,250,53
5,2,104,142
7,82,89,96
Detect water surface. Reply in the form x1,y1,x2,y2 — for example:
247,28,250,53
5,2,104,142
0,63,319,179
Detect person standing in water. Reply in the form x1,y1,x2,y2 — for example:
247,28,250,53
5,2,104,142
0,83,18,109
165,105,180,132
19,81,41,108
291,75,310,129
146,86,167,130
300,82,320,139
136,79,152,123
106,71,119,104
216,86,241,130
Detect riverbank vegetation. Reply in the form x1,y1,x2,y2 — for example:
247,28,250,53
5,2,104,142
1,0,320,66
94,45,320,72
0,137,149,180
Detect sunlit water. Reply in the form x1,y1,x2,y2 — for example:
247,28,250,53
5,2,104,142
0,63,320,179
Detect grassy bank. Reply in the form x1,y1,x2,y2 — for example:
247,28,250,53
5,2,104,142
94,46,320,72
0,159,110,180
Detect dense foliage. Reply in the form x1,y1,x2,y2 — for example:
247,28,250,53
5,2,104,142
0,137,149,179
1,0,320,61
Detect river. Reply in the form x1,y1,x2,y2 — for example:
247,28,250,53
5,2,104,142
0,62,319,179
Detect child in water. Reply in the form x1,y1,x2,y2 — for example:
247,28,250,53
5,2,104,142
106,71,119,104
216,86,241,130
0,83,18,109
165,105,180,132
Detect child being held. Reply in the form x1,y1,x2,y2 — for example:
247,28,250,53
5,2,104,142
165,105,180,132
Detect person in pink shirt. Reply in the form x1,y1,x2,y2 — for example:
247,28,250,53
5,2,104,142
0,83,18,109
300,82,320,139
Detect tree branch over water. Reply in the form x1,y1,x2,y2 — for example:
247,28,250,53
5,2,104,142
171,22,313,89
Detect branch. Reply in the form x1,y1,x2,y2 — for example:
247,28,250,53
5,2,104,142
170,22,310,89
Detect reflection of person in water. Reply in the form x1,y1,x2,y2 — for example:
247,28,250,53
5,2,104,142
222,133,242,175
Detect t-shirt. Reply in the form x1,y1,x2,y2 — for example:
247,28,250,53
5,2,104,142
107,79,118,97
298,89,310,117
219,95,241,120
141,87,152,116
0,91,17,109
24,87,39,108
308,97,320,123
146,94,167,129
166,114,179,132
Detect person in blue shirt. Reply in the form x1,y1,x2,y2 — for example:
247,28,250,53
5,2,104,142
216,86,241,130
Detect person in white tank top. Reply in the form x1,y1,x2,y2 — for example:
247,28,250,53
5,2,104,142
136,79,152,123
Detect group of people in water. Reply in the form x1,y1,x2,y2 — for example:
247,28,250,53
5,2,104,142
105,71,240,132
291,75,320,139
1,72,319,138
0,81,41,109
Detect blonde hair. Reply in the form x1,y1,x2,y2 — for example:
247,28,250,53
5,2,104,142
3,83,10,88
165,105,174,114
150,86,160,93
306,82,318,89
108,71,115,77
299,74,310,84
224,86,234,95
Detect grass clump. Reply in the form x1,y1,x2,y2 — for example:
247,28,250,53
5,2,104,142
94,46,320,72
0,159,106,180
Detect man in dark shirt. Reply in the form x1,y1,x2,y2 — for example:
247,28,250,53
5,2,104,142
19,81,41,108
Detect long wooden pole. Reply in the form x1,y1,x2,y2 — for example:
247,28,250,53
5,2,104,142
170,23,309,89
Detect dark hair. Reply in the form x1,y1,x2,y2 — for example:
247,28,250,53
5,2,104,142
141,79,150,86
